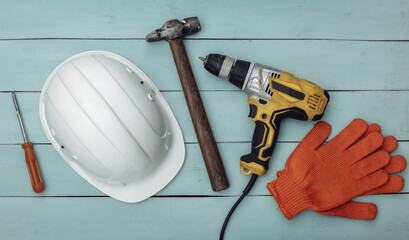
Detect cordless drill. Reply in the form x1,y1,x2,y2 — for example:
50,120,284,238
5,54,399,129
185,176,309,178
200,54,330,176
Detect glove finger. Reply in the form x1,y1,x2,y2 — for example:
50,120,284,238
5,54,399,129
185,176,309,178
367,123,381,134
358,124,397,153
357,169,388,194
380,136,398,153
296,121,331,151
344,132,384,163
356,123,381,142
317,201,377,220
384,155,407,173
273,156,400,187
353,151,390,178
364,175,404,195
325,119,368,151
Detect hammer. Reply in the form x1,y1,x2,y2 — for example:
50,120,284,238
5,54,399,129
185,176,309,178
146,17,229,191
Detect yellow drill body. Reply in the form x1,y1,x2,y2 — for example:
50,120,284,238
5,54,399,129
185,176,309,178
241,71,329,175
201,54,329,176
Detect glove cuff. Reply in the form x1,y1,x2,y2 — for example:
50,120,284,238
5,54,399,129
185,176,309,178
267,172,311,220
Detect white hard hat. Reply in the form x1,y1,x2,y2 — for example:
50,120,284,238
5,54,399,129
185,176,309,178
39,51,185,203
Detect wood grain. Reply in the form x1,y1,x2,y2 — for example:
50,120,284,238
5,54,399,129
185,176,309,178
1,40,409,91
1,0,408,40
1,195,408,240
168,38,229,191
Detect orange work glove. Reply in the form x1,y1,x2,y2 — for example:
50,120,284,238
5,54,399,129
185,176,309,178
276,123,406,220
267,119,390,220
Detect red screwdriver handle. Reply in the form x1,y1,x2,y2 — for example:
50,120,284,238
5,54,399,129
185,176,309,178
22,142,44,193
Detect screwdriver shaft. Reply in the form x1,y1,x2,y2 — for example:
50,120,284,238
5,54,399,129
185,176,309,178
12,92,28,143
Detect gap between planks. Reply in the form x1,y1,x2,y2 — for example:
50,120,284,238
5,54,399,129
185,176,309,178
1,38,409,42
1,90,409,93
0,192,408,198
2,140,409,146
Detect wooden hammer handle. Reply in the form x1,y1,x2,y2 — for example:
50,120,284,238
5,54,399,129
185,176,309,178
169,38,229,191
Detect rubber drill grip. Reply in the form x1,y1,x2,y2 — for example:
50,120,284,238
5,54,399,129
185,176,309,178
22,142,44,193
240,120,279,176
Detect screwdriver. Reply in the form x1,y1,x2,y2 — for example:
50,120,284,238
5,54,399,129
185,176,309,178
12,92,44,193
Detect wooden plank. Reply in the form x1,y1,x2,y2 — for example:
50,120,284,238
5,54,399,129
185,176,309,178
1,91,408,144
0,195,408,240
1,0,408,40
1,141,407,196
1,40,409,91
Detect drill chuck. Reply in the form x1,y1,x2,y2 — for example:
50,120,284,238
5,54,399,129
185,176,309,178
200,54,250,89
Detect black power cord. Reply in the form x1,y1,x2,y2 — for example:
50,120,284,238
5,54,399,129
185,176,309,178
220,174,259,240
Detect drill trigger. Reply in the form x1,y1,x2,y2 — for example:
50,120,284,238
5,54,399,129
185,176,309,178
248,104,257,118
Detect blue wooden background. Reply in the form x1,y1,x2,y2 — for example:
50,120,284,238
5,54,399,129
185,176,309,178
1,0,408,239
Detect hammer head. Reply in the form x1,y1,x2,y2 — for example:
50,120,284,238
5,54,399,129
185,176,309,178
146,17,201,42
